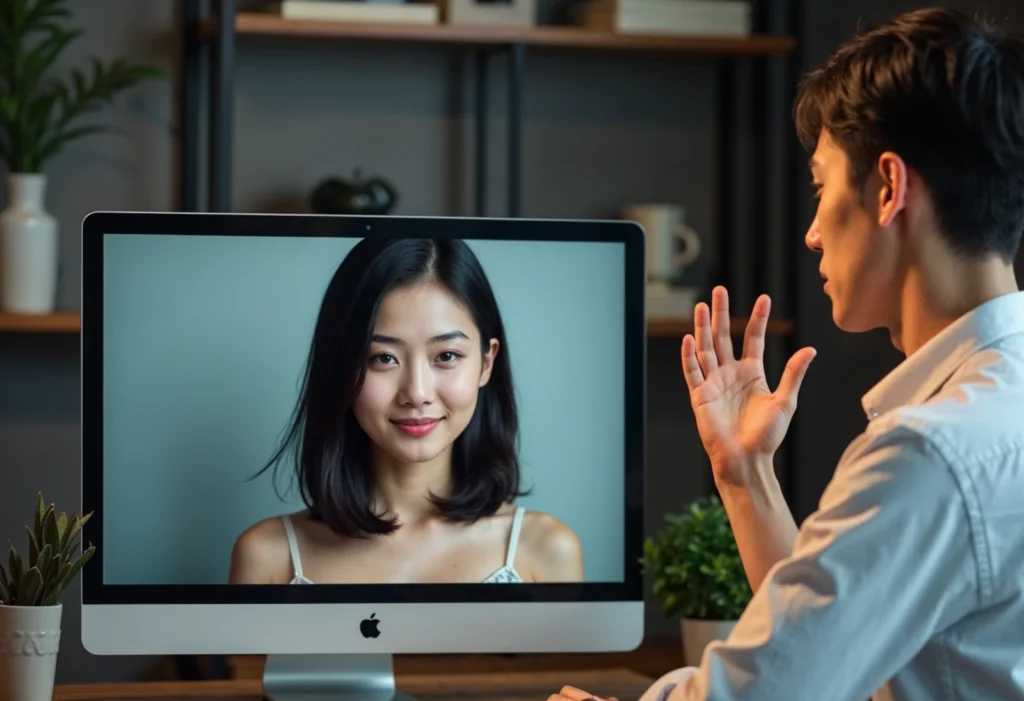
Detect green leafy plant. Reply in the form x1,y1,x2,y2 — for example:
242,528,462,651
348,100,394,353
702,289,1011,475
0,0,164,173
639,495,752,621
0,493,95,606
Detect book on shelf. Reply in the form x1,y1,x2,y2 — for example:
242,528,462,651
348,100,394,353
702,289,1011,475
576,0,751,37
272,0,440,25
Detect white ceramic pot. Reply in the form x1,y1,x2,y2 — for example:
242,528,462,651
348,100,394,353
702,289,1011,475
0,173,60,314
0,604,62,701
681,617,735,667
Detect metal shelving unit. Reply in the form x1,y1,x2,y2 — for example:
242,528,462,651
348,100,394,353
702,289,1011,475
176,0,804,507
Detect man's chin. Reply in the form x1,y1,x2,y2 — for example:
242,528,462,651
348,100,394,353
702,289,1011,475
832,305,874,333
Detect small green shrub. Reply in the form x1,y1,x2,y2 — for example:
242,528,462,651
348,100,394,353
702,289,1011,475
640,495,752,621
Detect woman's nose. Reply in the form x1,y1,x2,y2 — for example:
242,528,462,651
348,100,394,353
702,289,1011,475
400,360,434,405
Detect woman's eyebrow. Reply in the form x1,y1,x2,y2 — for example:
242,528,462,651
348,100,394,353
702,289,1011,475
371,330,469,345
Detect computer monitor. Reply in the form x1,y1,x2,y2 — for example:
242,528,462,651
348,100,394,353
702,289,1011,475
80,212,646,701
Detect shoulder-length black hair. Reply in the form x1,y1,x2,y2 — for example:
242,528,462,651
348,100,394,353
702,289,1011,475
256,236,526,539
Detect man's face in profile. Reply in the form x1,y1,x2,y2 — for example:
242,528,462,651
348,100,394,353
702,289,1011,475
805,130,902,336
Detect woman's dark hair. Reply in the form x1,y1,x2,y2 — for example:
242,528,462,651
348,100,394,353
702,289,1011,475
255,237,526,539
793,7,1024,261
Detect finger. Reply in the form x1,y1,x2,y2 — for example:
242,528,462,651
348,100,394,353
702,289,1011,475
742,294,771,361
693,301,718,375
774,346,817,413
710,286,735,365
680,334,705,391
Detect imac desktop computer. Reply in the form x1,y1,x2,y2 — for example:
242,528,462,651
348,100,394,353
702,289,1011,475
80,212,647,701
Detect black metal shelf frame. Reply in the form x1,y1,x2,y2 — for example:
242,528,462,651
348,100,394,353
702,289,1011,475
177,0,804,508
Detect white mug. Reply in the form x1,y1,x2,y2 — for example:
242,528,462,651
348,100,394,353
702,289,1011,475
623,204,701,285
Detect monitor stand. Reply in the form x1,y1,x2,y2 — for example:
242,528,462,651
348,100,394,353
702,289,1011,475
262,653,420,701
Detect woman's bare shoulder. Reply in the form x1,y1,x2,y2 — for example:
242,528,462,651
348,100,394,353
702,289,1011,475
516,509,584,582
229,512,300,584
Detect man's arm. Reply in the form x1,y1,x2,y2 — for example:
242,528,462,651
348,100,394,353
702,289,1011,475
714,454,798,593
666,422,979,701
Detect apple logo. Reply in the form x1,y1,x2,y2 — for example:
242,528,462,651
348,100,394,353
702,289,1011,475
360,613,381,639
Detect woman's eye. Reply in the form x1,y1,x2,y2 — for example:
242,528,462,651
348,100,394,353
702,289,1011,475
371,353,396,365
438,351,459,364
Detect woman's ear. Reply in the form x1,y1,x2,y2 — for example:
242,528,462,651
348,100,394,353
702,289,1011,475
479,339,499,387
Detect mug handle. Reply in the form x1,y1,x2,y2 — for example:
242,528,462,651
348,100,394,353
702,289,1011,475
672,224,701,268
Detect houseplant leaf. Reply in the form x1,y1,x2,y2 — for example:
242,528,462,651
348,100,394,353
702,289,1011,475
18,566,44,606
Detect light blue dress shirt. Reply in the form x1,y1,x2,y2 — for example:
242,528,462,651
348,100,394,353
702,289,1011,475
640,291,1024,701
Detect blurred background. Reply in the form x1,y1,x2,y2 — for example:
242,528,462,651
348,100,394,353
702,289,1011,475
1,0,1022,686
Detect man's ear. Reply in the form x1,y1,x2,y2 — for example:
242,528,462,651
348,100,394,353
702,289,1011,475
876,151,908,227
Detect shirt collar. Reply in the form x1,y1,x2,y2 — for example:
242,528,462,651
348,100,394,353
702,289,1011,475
861,291,1024,420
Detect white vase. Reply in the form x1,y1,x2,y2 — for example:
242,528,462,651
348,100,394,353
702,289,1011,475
0,604,62,701
681,617,735,667
0,173,59,314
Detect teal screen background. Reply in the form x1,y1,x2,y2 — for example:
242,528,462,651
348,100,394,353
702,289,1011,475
101,233,626,584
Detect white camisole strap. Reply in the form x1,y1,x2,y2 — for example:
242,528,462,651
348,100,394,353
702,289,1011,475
505,506,526,568
280,515,305,580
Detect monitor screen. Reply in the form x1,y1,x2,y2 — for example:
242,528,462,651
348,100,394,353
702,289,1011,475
80,212,645,656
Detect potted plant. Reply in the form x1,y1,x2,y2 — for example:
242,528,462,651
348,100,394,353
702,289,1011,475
640,495,752,666
0,493,95,701
0,0,162,314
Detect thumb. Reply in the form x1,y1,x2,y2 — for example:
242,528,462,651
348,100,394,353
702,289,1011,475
774,347,817,412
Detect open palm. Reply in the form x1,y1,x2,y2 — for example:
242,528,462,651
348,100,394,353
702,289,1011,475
681,287,817,485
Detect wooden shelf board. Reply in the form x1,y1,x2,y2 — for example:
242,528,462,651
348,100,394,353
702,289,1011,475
203,13,796,55
0,311,81,333
0,312,792,338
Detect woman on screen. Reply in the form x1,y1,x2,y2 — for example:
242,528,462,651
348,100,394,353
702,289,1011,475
229,237,584,585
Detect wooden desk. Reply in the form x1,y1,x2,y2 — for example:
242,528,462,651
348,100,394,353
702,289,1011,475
53,667,655,701
228,636,683,682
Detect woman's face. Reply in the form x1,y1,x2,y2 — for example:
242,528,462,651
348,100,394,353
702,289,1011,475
354,281,498,466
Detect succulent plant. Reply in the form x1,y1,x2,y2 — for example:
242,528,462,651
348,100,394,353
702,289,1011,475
0,493,95,607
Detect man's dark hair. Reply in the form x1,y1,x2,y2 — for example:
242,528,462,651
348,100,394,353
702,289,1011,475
794,7,1024,261
253,237,526,539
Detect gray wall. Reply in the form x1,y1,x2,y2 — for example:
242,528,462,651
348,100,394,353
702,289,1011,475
0,0,1021,685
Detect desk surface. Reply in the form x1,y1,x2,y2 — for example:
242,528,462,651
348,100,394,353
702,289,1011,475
53,667,655,701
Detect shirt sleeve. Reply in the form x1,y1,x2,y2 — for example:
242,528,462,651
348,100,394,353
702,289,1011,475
661,420,979,701
638,667,698,701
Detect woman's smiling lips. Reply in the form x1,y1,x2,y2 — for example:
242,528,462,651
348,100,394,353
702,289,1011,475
390,417,443,437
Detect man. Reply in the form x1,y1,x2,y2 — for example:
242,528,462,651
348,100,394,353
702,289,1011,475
550,7,1024,701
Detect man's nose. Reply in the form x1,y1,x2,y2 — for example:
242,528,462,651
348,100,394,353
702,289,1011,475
805,215,822,252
